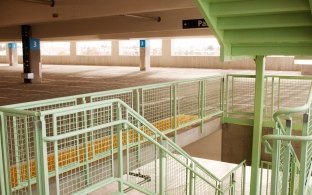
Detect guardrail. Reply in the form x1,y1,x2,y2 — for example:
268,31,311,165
224,74,312,129
262,82,312,195
0,99,245,195
0,75,224,194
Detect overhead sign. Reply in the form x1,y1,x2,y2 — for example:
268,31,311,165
182,19,208,29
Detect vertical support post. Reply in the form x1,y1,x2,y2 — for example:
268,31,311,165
8,43,18,66
0,113,10,195
117,104,124,192
187,162,195,195
21,25,42,83
159,139,166,195
281,118,292,195
139,40,151,71
223,75,229,122
199,80,205,133
270,123,281,195
21,25,32,83
172,84,177,142
250,55,266,195
134,89,141,164
299,113,309,195
35,117,50,195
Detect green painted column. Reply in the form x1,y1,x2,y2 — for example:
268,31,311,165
250,56,266,195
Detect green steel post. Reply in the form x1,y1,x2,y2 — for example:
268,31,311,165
221,77,224,114
250,56,266,195
52,115,60,195
188,162,195,195
23,116,32,194
159,140,166,195
224,75,229,122
289,157,296,195
271,77,275,119
0,114,4,194
299,113,309,195
172,84,177,142
12,117,21,186
270,123,281,195
135,89,141,164
199,80,205,133
0,113,10,195
231,77,234,113
117,104,124,193
82,98,90,187
35,116,50,195
277,78,281,110
281,119,292,195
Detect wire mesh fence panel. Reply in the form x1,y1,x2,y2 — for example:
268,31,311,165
204,77,222,116
264,77,274,120
193,166,221,195
142,85,172,132
164,154,188,195
177,81,200,127
2,113,38,195
220,164,245,195
44,103,115,195
231,76,255,115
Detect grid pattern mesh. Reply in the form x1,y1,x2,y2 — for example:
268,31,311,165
204,77,222,116
219,164,245,195
225,75,312,123
50,104,114,195
4,114,37,194
177,81,200,126
230,76,255,115
143,86,172,132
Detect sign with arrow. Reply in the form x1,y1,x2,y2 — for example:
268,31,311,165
182,19,208,29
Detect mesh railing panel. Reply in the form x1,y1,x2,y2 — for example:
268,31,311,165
2,113,38,194
177,81,200,126
142,86,172,132
204,77,222,116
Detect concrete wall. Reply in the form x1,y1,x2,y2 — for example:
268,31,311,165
0,39,301,71
222,124,302,166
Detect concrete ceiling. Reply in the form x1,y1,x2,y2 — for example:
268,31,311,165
0,0,212,41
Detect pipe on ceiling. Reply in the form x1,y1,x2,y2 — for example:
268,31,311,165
18,0,55,7
123,14,161,22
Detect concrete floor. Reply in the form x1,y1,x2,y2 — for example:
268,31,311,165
0,64,301,106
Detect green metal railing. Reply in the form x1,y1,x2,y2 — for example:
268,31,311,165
0,75,225,194
224,74,312,129
0,99,246,195
262,82,312,195
2,73,312,194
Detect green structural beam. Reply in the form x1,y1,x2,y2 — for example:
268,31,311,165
210,0,310,17
250,56,266,195
218,12,312,30
224,27,312,43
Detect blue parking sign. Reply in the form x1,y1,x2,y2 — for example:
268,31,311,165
30,38,40,50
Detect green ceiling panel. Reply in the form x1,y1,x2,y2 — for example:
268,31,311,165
195,0,312,61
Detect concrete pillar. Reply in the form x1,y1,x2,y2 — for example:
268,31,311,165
139,40,150,71
29,38,42,83
8,43,18,66
21,25,42,84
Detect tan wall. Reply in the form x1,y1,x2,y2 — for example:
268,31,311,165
0,39,300,71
